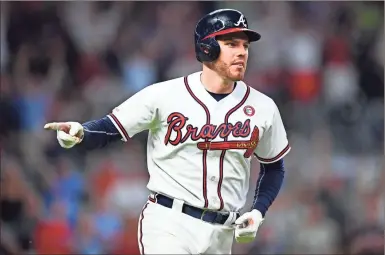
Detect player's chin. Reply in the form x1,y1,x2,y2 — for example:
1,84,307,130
228,69,245,81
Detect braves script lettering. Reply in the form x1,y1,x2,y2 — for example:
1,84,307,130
164,112,250,145
164,112,259,158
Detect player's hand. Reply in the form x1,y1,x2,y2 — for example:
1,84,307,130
44,121,84,149
234,209,264,243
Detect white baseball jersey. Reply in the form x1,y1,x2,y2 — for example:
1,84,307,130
108,71,290,212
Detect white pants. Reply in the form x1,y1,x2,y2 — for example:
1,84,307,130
137,198,235,254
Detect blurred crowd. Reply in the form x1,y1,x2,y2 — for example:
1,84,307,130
0,1,383,254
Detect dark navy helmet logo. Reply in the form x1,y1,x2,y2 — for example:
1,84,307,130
234,14,247,27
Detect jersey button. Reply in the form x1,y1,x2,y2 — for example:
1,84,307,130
210,176,216,181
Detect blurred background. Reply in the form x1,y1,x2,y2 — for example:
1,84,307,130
0,1,383,254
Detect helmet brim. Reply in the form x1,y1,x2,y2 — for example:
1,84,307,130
202,27,261,42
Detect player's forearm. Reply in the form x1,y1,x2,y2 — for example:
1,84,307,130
76,116,122,151
251,159,285,217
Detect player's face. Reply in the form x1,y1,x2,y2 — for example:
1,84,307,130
213,32,250,81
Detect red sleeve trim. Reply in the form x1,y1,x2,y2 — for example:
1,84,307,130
109,113,130,141
256,144,291,163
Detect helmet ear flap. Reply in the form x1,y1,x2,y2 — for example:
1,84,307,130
196,38,220,63
200,44,210,54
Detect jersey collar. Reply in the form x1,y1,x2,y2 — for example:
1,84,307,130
187,71,248,110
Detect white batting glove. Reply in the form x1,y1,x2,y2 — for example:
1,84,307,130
234,209,264,243
44,121,84,149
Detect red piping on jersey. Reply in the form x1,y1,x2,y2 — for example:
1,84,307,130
109,113,130,141
139,202,149,255
184,76,210,208
218,86,251,210
256,144,291,163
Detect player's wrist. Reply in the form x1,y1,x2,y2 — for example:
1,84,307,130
250,209,263,220
78,125,85,142
251,202,267,217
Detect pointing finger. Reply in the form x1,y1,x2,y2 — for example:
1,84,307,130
44,122,60,130
44,122,70,132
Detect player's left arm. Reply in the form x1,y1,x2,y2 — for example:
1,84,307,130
235,101,290,243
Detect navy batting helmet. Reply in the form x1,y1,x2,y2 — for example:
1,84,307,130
195,9,261,63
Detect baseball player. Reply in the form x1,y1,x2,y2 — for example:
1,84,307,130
45,9,290,254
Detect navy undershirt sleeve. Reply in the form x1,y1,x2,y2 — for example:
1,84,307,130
251,159,285,217
76,116,123,151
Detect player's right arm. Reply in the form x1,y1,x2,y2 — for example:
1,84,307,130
44,84,159,150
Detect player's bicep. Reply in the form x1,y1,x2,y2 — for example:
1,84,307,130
108,85,158,141
254,103,290,164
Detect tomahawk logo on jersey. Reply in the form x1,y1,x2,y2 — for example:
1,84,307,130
108,71,290,212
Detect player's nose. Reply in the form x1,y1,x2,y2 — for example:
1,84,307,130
236,46,247,57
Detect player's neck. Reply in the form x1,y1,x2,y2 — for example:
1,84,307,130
201,67,235,94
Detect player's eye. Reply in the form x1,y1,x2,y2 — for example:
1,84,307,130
226,42,236,47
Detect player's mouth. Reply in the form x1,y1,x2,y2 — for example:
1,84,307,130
232,61,245,67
